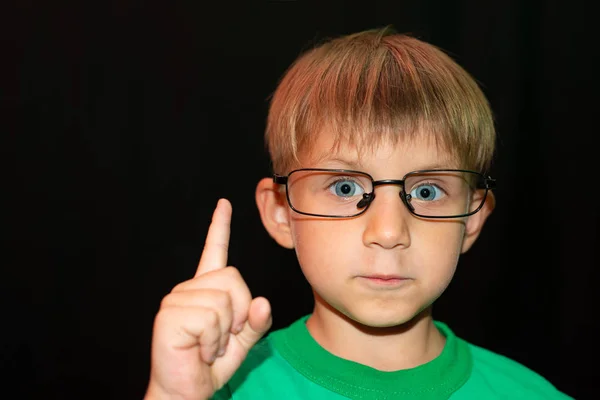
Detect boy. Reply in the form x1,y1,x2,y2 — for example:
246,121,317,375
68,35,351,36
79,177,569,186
145,27,572,399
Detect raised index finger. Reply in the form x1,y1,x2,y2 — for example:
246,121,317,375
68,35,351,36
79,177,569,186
196,198,232,277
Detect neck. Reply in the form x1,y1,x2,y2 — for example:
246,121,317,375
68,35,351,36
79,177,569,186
305,292,446,371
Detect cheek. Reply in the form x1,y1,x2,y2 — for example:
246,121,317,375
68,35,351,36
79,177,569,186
291,217,466,293
291,219,355,280
416,223,465,287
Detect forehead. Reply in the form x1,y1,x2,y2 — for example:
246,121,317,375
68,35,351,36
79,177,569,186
298,128,459,171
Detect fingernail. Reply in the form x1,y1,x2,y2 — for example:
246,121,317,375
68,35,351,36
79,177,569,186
233,323,244,334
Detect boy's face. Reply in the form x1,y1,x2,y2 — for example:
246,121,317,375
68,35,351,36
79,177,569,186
287,130,471,328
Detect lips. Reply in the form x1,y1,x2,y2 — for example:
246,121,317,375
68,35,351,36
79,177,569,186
356,274,413,288
361,274,409,280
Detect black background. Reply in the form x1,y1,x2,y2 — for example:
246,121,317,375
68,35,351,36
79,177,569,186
2,1,597,399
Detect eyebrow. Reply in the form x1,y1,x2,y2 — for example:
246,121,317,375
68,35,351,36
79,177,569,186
312,155,454,172
408,163,453,171
315,156,363,169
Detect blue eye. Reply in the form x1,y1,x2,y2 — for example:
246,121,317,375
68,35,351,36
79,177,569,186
330,180,365,197
409,184,443,201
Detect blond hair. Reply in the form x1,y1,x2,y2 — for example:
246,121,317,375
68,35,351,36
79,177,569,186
265,26,496,174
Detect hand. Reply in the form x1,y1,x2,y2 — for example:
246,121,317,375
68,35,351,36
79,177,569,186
145,199,272,400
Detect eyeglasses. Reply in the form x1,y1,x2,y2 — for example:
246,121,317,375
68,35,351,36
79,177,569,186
273,168,496,219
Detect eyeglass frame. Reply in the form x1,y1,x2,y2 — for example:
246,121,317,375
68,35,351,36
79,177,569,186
273,168,497,219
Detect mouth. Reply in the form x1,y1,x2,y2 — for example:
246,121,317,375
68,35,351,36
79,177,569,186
358,274,412,286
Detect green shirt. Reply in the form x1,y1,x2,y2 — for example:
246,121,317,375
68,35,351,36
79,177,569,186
213,315,572,399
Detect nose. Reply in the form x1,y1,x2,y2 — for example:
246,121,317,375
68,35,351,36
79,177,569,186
361,186,411,249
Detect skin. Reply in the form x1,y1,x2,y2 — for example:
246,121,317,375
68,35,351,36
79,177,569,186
145,129,494,399
145,199,272,400
256,129,494,371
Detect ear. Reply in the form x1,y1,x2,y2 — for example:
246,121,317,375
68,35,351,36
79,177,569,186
255,177,295,249
461,190,495,254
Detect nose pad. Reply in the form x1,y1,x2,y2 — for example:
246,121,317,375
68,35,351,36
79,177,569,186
358,191,415,213
357,192,375,209
400,191,415,213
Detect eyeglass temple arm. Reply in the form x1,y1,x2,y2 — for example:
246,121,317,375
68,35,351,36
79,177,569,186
273,175,288,185
478,177,496,190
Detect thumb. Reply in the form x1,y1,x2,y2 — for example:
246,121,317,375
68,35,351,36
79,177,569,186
236,297,272,350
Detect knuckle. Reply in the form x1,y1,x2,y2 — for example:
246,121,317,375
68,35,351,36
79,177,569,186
208,334,221,348
159,295,172,309
206,240,229,253
153,307,172,327
205,308,220,330
170,280,188,293
215,290,233,310
223,267,251,299
223,266,240,278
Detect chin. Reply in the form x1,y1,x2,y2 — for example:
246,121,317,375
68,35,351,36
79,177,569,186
342,304,428,329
